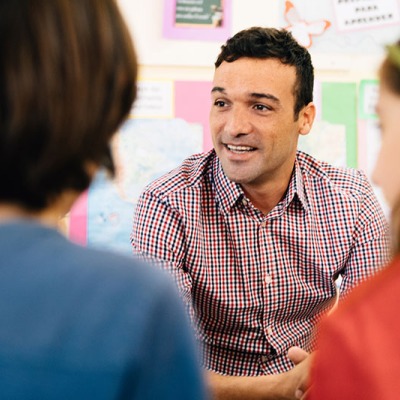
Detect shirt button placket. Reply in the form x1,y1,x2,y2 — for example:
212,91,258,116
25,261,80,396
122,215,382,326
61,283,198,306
260,217,273,350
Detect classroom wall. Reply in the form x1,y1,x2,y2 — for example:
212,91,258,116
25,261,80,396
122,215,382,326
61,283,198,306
117,0,396,80
69,0,399,253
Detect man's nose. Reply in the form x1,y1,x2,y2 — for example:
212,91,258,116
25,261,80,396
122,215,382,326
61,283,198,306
225,106,252,136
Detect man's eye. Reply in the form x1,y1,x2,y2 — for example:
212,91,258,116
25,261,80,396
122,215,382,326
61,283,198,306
214,100,226,107
254,104,269,111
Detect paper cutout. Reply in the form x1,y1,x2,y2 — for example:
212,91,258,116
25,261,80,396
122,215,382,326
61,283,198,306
284,1,331,48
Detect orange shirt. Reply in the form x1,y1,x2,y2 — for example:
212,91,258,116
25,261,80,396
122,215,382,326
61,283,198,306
310,255,400,400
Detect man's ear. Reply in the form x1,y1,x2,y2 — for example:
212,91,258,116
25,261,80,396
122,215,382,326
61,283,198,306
298,102,316,136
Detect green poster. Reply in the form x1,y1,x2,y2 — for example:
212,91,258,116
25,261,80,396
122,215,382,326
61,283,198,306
358,79,379,120
175,0,223,27
322,82,358,168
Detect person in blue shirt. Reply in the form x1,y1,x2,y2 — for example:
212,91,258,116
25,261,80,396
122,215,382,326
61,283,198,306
0,1,207,399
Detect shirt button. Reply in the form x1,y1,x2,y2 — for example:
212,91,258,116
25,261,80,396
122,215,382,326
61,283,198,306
261,221,267,228
260,355,268,363
267,326,273,336
242,198,248,206
265,274,272,285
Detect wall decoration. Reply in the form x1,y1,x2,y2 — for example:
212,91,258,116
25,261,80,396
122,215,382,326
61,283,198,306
284,0,331,48
163,0,232,41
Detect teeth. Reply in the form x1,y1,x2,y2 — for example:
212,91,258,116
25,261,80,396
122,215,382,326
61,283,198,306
227,144,255,152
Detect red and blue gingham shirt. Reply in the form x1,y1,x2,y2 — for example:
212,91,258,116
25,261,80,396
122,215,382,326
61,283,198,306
131,150,389,376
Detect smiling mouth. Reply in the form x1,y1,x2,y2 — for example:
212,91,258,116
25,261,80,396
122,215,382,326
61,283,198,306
226,144,256,153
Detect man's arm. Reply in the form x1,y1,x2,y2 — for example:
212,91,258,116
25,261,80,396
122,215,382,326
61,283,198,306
206,351,311,400
340,171,390,297
132,190,193,301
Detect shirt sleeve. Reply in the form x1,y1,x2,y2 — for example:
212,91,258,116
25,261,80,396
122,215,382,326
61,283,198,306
339,170,390,298
131,190,195,316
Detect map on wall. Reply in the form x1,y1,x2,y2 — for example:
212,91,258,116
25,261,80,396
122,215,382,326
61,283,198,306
69,80,211,255
85,118,203,254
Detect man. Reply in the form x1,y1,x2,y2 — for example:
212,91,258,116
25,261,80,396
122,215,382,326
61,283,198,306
0,1,206,399
131,27,388,399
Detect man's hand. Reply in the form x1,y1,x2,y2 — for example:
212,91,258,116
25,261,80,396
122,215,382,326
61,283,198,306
287,347,313,399
205,347,313,400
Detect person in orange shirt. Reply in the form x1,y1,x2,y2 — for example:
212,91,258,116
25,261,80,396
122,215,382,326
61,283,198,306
306,40,400,400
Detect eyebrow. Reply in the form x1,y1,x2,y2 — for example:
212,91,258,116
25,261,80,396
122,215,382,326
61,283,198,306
211,86,280,104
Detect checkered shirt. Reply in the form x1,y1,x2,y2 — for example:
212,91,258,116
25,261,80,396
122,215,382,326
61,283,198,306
131,150,389,376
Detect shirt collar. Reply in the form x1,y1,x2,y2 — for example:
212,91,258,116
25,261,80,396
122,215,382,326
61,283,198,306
212,154,244,214
212,152,309,215
284,157,309,212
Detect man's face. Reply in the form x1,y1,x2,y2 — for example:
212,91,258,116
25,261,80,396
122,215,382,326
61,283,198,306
373,82,400,208
210,57,313,193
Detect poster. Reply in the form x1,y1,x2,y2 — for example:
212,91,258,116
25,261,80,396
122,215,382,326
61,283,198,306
357,79,389,216
69,80,211,254
279,0,400,55
299,81,357,168
163,0,232,41
175,0,224,27
332,0,400,32
85,119,203,254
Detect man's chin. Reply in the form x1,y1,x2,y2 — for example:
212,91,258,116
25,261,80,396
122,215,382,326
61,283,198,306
224,172,251,185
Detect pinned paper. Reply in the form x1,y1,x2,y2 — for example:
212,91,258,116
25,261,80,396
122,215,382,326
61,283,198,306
284,1,331,48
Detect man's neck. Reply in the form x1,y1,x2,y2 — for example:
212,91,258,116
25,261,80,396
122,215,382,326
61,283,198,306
241,172,293,216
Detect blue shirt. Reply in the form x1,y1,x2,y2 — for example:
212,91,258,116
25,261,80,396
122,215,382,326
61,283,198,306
0,220,206,399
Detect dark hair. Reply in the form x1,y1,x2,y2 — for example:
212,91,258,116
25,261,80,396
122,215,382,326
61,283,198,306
380,41,400,97
215,27,314,118
380,41,400,254
0,0,137,210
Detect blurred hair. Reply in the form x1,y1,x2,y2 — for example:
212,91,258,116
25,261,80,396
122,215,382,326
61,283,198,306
390,200,400,255
214,27,314,119
380,40,400,254
0,0,137,210
380,41,400,96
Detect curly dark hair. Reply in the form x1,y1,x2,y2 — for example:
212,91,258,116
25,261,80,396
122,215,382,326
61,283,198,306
215,27,314,119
